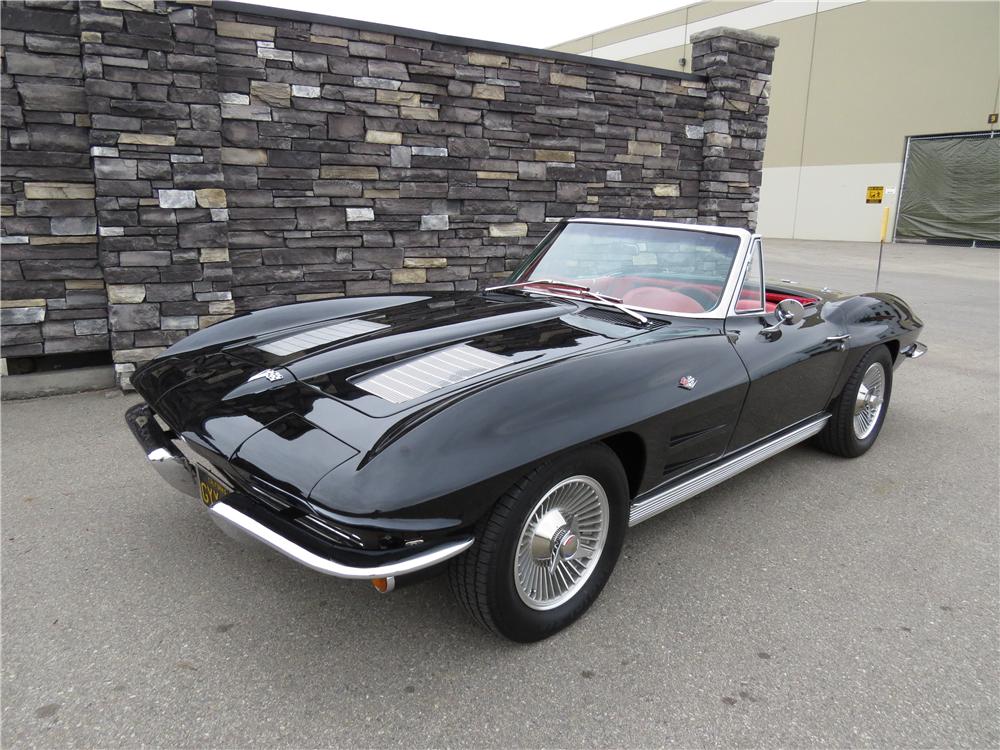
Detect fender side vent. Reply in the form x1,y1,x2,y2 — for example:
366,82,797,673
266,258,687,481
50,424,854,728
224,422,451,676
256,319,388,356
355,344,510,404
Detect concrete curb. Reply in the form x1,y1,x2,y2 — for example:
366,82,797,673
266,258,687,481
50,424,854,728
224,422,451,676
0,366,116,401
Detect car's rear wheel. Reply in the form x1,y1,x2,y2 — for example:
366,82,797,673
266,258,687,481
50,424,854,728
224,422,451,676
816,345,894,457
448,444,628,642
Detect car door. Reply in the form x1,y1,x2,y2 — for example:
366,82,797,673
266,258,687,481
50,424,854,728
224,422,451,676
725,238,849,450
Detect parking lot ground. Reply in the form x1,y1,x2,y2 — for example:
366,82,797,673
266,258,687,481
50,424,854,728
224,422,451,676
2,239,998,748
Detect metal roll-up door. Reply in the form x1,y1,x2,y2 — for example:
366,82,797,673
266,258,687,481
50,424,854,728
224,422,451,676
895,132,1000,243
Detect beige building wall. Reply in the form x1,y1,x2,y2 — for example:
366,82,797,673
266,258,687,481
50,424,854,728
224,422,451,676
553,0,1000,242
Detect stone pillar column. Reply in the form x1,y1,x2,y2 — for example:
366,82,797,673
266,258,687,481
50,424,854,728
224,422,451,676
80,0,231,388
691,27,779,230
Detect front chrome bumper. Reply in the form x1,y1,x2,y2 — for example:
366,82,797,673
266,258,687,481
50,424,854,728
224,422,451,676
903,342,928,358
209,500,473,580
125,403,200,499
124,404,474,582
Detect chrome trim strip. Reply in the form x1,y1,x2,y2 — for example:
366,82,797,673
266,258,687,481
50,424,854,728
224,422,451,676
485,278,590,293
208,501,474,579
903,342,927,358
628,414,831,527
566,217,753,241
728,236,767,317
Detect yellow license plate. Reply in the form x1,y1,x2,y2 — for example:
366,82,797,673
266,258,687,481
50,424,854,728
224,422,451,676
197,468,231,507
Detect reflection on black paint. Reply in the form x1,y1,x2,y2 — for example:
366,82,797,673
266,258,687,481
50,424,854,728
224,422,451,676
232,414,357,499
129,279,924,534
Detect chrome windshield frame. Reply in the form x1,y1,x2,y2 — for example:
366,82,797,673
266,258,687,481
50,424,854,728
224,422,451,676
508,219,754,321
728,235,767,317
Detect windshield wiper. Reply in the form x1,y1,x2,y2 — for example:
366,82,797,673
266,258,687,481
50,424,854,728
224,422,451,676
486,279,650,325
485,278,592,294
574,290,650,325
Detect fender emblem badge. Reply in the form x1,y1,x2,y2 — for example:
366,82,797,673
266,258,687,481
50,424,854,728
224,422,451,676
678,375,698,390
248,368,284,383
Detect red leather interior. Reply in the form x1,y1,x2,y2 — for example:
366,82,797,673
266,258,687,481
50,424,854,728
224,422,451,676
597,276,719,301
735,291,817,313
622,286,706,313
766,291,816,305
545,275,818,315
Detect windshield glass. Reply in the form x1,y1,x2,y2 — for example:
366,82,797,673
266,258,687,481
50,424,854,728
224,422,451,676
511,222,742,314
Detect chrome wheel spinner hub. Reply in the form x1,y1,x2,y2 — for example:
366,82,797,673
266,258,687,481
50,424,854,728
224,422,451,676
530,510,579,570
556,528,579,561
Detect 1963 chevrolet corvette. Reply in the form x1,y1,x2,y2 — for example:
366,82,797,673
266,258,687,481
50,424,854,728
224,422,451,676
126,218,926,641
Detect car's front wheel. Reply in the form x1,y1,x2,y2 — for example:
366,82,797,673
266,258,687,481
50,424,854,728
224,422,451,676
816,344,894,457
449,444,628,642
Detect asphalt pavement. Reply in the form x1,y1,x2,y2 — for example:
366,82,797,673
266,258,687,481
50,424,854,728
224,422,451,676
2,239,998,748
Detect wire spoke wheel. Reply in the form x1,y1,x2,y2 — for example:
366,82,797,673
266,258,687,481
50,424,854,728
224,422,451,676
513,475,609,611
853,362,886,439
450,443,627,640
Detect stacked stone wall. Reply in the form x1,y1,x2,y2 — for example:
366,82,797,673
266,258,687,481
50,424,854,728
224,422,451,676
2,3,103,357
0,1,778,386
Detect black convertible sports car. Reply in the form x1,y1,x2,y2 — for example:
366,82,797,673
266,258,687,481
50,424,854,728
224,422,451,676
126,218,926,641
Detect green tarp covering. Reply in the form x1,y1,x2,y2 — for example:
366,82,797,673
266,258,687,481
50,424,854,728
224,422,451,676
896,134,1000,242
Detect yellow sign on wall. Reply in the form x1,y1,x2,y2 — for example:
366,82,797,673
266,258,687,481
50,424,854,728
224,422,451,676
866,186,884,204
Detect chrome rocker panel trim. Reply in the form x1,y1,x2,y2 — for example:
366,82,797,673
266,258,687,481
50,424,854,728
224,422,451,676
628,414,831,527
208,501,474,580
903,342,928,358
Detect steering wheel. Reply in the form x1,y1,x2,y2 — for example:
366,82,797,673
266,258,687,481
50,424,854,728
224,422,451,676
673,286,717,310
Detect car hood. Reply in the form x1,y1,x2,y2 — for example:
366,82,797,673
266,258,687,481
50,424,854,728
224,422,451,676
133,292,645,460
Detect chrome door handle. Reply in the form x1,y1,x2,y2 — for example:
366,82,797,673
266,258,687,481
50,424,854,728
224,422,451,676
826,334,851,350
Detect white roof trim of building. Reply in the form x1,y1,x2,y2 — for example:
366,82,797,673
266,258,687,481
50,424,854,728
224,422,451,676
581,0,865,61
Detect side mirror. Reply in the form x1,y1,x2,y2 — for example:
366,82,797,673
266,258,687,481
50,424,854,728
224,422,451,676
774,298,805,325
760,298,805,336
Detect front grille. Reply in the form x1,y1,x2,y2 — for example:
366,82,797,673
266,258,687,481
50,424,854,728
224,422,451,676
239,477,294,512
296,515,365,548
231,471,369,550
156,410,372,551
232,481,416,551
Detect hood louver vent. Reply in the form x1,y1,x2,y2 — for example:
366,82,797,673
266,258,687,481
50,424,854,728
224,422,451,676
355,344,510,404
256,319,388,356
576,307,649,327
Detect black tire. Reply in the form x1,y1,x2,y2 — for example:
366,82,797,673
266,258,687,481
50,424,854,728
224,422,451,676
816,345,894,458
448,443,629,642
